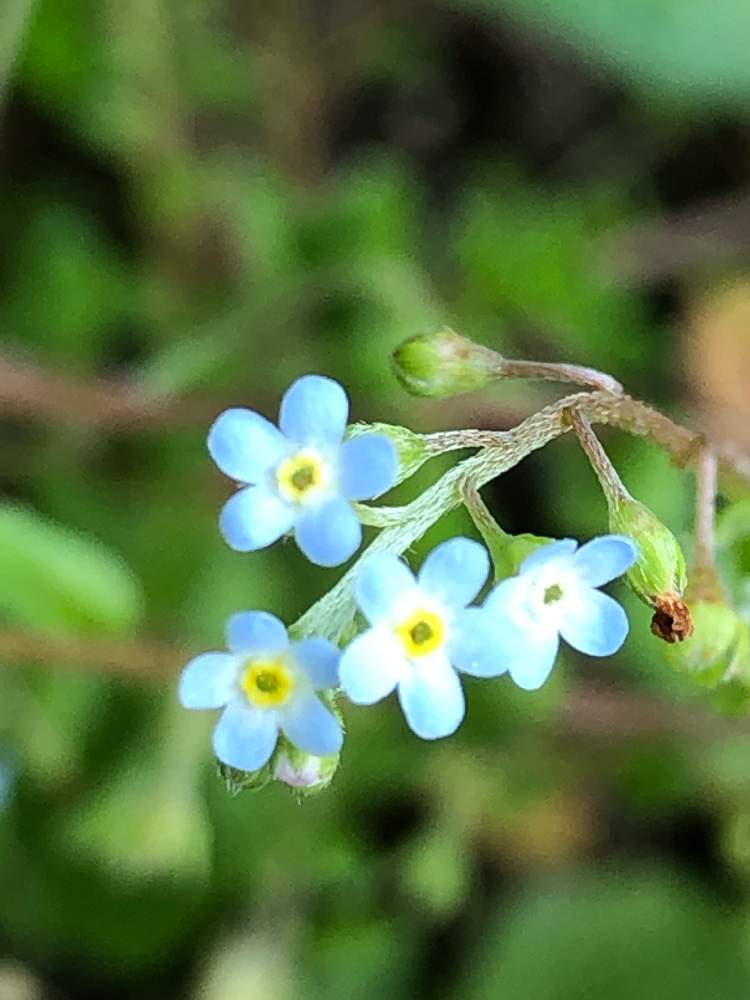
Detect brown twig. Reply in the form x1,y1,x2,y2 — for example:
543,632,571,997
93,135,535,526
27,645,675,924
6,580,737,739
0,627,185,683
0,354,244,429
0,625,744,743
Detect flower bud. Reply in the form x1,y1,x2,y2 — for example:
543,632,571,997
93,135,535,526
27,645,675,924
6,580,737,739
392,328,500,398
347,421,429,487
662,597,748,687
273,738,340,796
608,494,692,642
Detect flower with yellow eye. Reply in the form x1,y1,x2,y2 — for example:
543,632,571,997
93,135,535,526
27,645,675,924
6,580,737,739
339,537,499,739
178,611,342,771
207,375,397,567
483,535,637,691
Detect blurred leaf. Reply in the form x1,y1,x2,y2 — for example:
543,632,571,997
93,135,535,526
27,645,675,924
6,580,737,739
454,176,649,376
0,505,143,634
401,827,471,917
460,0,750,107
464,872,750,999
1,203,129,367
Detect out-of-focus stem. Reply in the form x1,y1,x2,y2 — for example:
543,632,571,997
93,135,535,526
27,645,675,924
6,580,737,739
0,627,183,682
694,446,718,572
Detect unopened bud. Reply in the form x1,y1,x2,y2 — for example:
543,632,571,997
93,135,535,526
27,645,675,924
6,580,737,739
608,494,692,642
273,739,340,796
663,597,748,687
347,421,429,487
392,328,500,398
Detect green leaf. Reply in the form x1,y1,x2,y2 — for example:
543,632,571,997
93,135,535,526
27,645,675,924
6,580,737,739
0,505,143,634
464,872,750,1000
457,0,750,107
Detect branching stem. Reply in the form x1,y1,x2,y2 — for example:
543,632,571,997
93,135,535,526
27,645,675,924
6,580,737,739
295,389,733,642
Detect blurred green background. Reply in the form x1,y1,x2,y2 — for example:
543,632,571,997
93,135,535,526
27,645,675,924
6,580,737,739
2,1,750,998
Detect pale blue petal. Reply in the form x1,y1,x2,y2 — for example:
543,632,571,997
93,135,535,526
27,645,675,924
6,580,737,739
219,486,295,552
520,538,578,575
207,408,287,484
397,658,465,739
355,552,417,624
507,630,559,690
339,628,405,704
295,497,361,567
293,637,340,689
560,588,629,657
226,611,288,655
339,435,398,500
212,702,278,770
279,375,349,446
484,579,560,690
572,535,638,588
449,608,506,678
281,695,343,756
178,652,238,709
418,537,490,608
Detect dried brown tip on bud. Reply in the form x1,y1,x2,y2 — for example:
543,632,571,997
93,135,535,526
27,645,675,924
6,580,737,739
650,593,694,644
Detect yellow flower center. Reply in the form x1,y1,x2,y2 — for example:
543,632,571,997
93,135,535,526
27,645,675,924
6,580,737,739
395,609,446,658
276,449,329,504
241,658,295,707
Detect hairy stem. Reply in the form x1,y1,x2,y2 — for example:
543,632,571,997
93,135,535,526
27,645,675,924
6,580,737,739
567,407,628,505
294,389,724,643
494,357,624,394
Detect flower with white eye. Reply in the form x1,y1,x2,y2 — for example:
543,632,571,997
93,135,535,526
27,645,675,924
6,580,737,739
484,535,638,691
178,611,342,772
208,375,398,567
339,537,500,739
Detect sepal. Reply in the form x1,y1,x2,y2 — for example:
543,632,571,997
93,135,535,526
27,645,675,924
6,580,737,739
608,494,692,642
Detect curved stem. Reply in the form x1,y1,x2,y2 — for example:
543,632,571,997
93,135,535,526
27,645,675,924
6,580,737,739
694,447,717,567
567,408,629,506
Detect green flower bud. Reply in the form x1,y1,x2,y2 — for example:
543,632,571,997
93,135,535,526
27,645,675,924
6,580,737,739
663,598,748,687
392,327,499,398
347,421,429,486
608,494,692,643
273,738,340,797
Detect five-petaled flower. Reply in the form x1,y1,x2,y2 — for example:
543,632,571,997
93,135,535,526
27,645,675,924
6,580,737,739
483,535,638,691
178,611,343,771
339,537,502,739
208,375,398,567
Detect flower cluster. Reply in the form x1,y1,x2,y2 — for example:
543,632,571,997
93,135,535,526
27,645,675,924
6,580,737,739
179,373,639,793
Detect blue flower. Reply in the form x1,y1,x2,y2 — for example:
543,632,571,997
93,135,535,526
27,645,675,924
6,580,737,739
178,611,343,771
339,537,498,739
208,375,398,567
483,535,638,691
